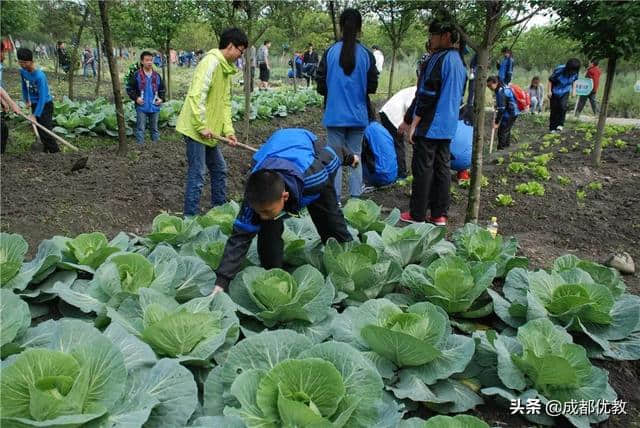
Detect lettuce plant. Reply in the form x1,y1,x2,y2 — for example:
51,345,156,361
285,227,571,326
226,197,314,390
204,330,394,428
452,223,528,277
196,201,240,235
1,319,198,427
401,256,496,318
489,262,640,360
323,238,402,303
478,319,616,428
333,299,478,412
229,265,333,328
515,181,545,196
108,288,239,365
343,198,400,234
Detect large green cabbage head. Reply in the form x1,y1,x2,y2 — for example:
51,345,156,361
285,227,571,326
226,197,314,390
229,265,333,327
343,198,400,234
147,213,202,245
65,232,120,270
197,201,240,235
0,232,28,285
401,255,496,317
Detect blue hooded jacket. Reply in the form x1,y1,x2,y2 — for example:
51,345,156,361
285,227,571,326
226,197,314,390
498,56,514,85
405,49,467,140
362,121,397,186
495,85,520,123
316,41,379,127
549,65,578,97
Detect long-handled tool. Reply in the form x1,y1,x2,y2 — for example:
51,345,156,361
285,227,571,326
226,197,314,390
488,109,497,154
19,111,88,171
211,133,257,152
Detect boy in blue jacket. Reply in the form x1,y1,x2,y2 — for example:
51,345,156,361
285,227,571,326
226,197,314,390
17,48,59,153
497,47,514,85
487,75,520,149
213,128,359,293
127,51,165,145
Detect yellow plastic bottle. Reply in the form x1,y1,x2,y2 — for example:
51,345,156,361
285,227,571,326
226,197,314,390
487,217,499,238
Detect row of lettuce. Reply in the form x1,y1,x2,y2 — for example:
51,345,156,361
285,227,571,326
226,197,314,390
11,89,323,139
1,198,638,428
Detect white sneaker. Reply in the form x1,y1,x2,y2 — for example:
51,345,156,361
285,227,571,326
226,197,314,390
557,126,564,131
361,185,376,194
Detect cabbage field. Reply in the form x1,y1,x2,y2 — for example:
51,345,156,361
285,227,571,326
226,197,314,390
1,199,638,428
12,89,324,139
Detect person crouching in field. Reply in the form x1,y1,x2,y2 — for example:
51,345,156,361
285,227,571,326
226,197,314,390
127,51,165,145
213,128,359,294
487,75,520,150
176,28,247,217
17,48,59,153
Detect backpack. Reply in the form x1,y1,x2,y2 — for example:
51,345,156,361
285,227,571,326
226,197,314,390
124,62,140,90
508,83,530,111
362,122,398,187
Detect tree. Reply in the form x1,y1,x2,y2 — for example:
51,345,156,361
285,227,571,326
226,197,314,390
436,0,545,223
98,0,127,155
550,0,640,167
68,5,91,100
134,0,194,100
363,1,420,96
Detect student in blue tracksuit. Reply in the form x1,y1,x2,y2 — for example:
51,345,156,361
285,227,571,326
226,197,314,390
487,75,520,150
547,58,580,132
316,8,378,203
497,47,514,85
17,48,59,153
398,21,467,227
213,128,359,293
126,51,166,145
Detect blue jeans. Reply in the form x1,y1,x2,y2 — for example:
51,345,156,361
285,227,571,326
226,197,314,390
183,136,227,216
327,126,364,200
83,62,96,77
135,110,159,144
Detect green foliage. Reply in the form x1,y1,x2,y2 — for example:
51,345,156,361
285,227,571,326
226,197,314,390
576,189,587,200
0,233,28,285
496,156,505,165
343,199,400,235
196,201,240,235
588,181,603,191
556,175,571,185
614,139,627,149
515,181,545,196
508,162,528,174
558,147,569,153
495,194,514,207
531,165,550,181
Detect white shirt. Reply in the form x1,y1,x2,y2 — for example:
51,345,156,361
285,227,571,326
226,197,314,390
373,49,384,73
379,86,417,129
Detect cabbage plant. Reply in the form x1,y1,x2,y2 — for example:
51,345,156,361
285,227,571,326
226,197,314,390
229,265,333,329
333,299,479,412
64,232,122,270
323,238,402,303
489,264,640,360
478,319,616,428
364,223,448,267
401,256,496,318
0,289,30,347
452,223,528,277
196,201,240,235
180,226,228,271
343,198,400,234
1,319,198,427
203,330,399,428
400,415,490,428
0,232,28,285
146,213,202,246
108,288,239,365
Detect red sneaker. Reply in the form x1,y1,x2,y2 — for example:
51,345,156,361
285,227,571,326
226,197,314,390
400,211,422,223
457,169,470,180
427,216,447,226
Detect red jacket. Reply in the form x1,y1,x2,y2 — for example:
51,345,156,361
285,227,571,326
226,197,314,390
586,65,601,94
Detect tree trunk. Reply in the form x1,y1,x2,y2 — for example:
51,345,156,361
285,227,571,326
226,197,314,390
592,56,616,167
329,1,339,42
387,44,397,97
161,58,166,86
165,41,171,100
292,54,297,92
94,34,101,97
68,6,90,100
98,0,127,155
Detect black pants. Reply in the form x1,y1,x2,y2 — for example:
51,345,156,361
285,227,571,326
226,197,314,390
497,116,516,150
576,92,598,116
410,137,451,219
379,112,407,178
257,183,352,268
250,66,255,92
32,102,59,153
549,93,569,131
1,112,8,154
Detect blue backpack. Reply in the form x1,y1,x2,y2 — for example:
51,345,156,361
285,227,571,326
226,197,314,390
362,122,398,186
